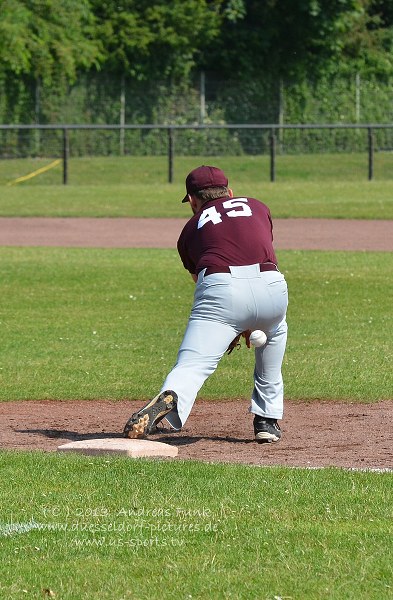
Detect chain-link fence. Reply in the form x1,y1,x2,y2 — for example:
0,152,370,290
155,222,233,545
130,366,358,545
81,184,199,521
1,72,393,127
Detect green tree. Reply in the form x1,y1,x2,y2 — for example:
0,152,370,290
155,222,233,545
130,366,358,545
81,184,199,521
200,0,378,81
0,0,100,84
90,0,223,81
340,0,393,77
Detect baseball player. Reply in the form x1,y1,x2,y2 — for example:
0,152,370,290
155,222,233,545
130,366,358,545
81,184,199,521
124,165,288,443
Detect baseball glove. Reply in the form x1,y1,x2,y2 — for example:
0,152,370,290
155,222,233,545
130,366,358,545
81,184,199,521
226,333,242,355
226,330,252,354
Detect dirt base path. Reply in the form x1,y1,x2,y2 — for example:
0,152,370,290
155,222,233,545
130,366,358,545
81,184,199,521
0,216,392,468
1,399,392,469
0,217,392,251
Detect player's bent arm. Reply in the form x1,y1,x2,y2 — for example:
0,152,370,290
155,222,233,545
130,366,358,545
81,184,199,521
191,273,198,283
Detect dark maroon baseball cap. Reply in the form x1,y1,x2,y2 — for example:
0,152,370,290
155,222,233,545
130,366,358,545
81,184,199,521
181,165,228,202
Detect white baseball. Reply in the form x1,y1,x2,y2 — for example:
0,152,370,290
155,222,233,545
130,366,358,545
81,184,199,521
249,330,267,348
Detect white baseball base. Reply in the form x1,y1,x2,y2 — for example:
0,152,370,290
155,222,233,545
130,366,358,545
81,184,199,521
57,438,178,458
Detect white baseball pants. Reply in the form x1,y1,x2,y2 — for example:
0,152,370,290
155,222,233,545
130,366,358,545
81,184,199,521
160,263,288,429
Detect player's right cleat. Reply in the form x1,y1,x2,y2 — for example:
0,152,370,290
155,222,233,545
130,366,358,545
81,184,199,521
253,415,282,443
123,390,178,439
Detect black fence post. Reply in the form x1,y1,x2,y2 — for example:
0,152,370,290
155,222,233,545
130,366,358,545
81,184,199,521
368,127,374,181
63,128,69,185
270,129,276,182
168,127,174,183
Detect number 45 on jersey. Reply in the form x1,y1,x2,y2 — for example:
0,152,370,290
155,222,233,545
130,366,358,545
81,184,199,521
197,198,252,229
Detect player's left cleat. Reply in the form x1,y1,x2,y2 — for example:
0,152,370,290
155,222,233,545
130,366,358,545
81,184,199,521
123,390,178,439
253,415,281,443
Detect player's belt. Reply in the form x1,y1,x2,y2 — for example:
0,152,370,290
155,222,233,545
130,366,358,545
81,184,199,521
204,263,278,276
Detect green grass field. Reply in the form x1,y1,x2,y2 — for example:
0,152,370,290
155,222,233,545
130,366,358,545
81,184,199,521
0,155,392,218
1,453,392,600
0,247,391,402
0,165,392,599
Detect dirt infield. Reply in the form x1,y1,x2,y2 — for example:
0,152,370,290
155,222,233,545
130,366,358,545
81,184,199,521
1,217,392,251
0,217,392,468
1,399,392,469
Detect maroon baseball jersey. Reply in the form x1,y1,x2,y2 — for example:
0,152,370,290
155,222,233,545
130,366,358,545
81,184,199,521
177,196,278,275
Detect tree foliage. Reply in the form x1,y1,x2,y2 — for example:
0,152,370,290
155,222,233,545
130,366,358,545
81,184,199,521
0,0,392,85
340,0,393,76
0,0,100,84
0,0,392,126
90,0,223,80
201,0,393,81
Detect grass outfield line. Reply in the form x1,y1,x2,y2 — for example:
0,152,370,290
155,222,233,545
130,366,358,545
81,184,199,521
0,453,392,599
0,156,392,219
1,154,393,187
0,247,391,402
